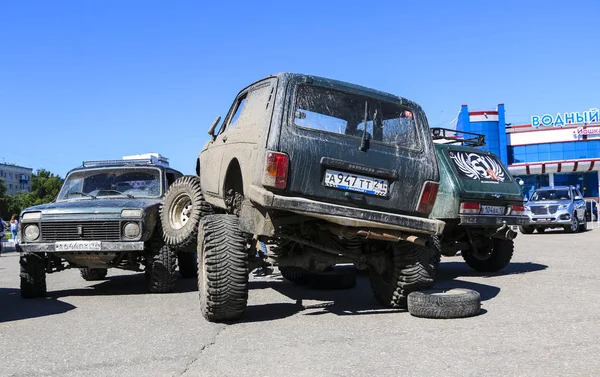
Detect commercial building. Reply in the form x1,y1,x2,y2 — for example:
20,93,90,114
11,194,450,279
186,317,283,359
454,105,600,200
0,163,33,195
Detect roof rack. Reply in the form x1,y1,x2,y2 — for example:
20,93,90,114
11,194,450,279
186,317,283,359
82,154,169,168
430,127,486,147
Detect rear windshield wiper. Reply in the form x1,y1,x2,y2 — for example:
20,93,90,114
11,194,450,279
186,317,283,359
69,191,97,199
95,189,134,198
359,101,371,152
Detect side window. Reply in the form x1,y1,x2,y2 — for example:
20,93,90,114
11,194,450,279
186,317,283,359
218,95,247,135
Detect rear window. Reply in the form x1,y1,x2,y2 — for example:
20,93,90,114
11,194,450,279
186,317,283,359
293,84,421,151
448,150,510,183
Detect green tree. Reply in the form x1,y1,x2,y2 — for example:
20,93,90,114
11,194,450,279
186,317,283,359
30,169,63,205
0,169,64,218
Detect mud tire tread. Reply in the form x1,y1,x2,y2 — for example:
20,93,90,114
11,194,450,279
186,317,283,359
198,214,248,322
20,252,47,298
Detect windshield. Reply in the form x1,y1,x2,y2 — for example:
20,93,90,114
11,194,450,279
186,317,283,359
530,189,571,201
57,167,162,201
293,85,421,151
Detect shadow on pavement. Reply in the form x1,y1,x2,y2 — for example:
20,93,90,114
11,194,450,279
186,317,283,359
48,272,198,298
0,288,77,323
437,261,548,280
243,265,503,323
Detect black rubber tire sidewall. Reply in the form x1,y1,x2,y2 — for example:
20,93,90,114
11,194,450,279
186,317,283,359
462,238,514,273
407,288,481,319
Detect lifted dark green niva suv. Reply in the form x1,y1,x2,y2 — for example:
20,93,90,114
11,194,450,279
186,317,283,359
160,73,446,322
429,128,529,272
17,155,193,298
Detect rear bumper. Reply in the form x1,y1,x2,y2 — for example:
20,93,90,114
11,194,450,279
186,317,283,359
19,241,145,254
248,185,445,236
459,215,530,226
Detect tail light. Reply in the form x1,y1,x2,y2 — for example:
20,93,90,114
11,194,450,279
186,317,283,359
417,181,439,214
511,205,525,216
460,202,481,214
263,151,289,189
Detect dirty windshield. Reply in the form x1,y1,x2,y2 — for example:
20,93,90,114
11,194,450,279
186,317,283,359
293,85,421,151
57,167,162,200
529,189,571,201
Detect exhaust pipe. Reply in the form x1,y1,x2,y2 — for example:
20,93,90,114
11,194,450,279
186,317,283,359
325,225,429,246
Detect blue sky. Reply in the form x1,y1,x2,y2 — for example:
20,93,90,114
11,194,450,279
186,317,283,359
1,0,599,178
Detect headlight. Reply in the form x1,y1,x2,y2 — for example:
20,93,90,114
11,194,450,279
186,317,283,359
22,212,42,221
558,204,569,210
123,222,141,238
23,224,40,241
121,209,143,218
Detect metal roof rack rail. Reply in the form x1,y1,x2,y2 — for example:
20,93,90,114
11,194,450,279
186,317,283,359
82,155,169,168
430,127,486,147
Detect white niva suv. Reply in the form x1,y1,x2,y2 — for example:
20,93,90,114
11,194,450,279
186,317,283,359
519,185,587,234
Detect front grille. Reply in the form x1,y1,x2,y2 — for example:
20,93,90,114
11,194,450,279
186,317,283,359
531,205,559,215
41,221,122,241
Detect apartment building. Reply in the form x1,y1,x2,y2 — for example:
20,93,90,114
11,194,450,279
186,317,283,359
0,163,33,195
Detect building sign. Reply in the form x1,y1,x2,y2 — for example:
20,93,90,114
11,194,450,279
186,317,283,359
531,108,599,127
573,126,600,139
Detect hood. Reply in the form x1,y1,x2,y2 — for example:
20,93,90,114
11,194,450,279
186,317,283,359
526,199,570,206
22,198,161,216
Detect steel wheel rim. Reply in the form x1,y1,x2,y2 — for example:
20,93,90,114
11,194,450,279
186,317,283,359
170,193,192,230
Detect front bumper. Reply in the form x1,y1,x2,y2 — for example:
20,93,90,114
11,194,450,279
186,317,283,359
248,185,445,236
19,241,145,254
459,214,530,226
526,211,572,226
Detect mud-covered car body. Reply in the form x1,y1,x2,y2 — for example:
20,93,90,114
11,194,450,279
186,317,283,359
521,186,586,233
429,128,528,272
162,72,447,322
18,155,185,297
198,73,444,237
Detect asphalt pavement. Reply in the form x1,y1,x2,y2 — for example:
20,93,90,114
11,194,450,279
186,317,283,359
1,227,599,377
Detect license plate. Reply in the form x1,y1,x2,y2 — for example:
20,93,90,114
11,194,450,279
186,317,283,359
55,241,102,252
323,169,388,196
481,205,505,215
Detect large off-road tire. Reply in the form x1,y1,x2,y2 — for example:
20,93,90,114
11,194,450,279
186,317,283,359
79,268,108,281
147,230,177,293
279,266,308,284
519,226,534,234
198,214,248,322
407,288,481,319
369,241,438,309
178,251,198,279
462,238,514,272
160,175,214,249
20,252,47,298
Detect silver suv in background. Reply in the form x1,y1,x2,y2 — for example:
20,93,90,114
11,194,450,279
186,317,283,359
519,186,587,234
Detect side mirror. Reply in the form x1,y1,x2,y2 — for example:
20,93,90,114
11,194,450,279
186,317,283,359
207,116,222,140
523,196,529,203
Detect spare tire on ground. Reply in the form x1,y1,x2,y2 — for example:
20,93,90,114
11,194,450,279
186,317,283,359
407,288,481,319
